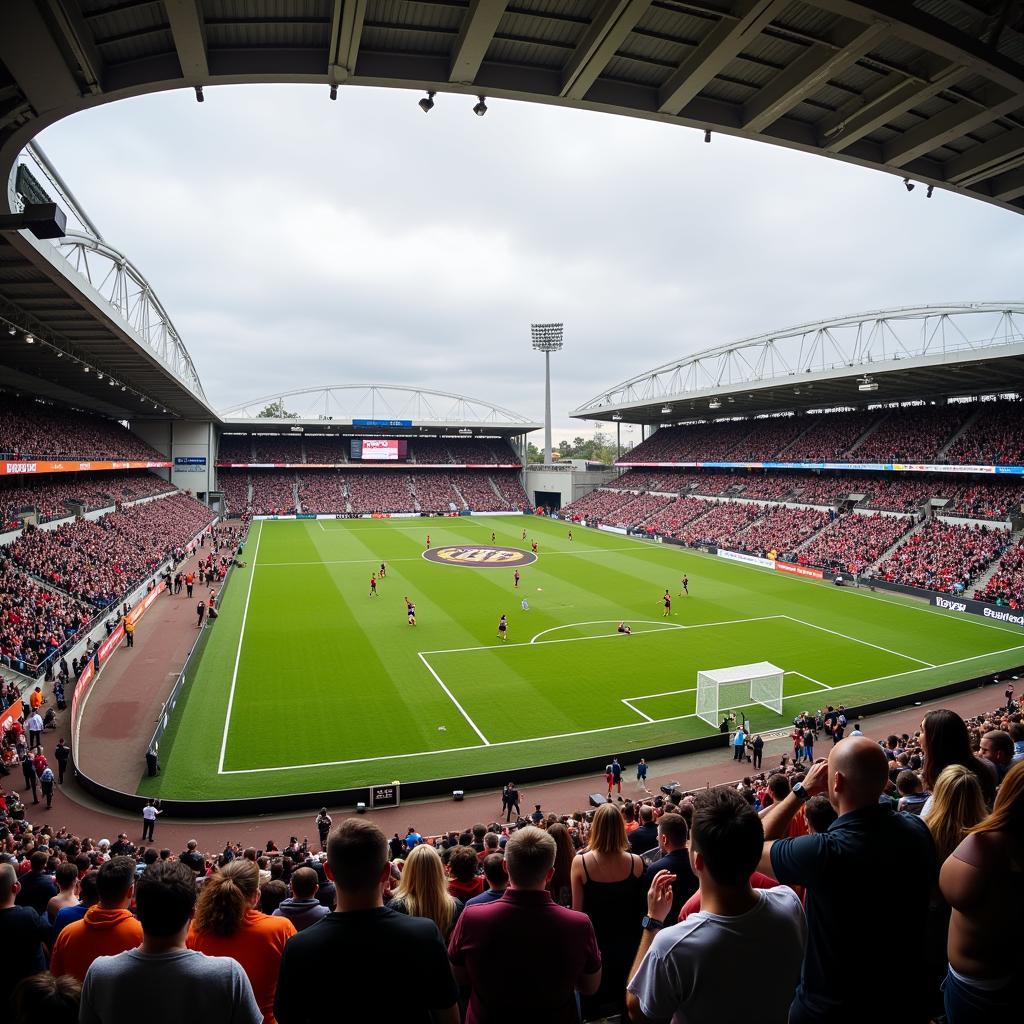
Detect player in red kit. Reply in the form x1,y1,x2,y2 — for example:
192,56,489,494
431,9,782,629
369,575,377,597
513,569,520,588
425,534,431,549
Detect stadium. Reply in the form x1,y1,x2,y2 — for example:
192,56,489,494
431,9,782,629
1,4,1023,1023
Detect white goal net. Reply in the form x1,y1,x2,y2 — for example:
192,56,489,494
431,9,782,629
696,662,784,729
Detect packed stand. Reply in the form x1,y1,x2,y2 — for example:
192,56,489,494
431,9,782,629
859,476,950,513
781,409,877,461
447,439,519,465
624,421,753,463
674,499,765,547
301,436,349,464
491,471,528,510
872,520,1011,593
733,472,802,502
249,473,297,516
1,478,113,530
851,405,969,464
344,473,414,514
0,563,94,674
978,537,1024,605
561,489,636,524
734,416,807,461
731,505,829,558
218,471,250,514
944,400,1024,466
412,474,464,513
793,473,869,505
799,511,913,574
4,494,217,609
641,496,718,537
250,436,304,463
0,395,163,462
296,472,346,515
410,438,455,463
217,435,253,463
943,480,1024,521
448,472,510,512
605,493,674,528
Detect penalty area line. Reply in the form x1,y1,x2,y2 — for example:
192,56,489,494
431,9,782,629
418,652,491,746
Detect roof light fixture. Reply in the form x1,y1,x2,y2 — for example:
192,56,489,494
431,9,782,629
704,129,711,143
419,91,435,113
708,399,721,410
926,184,934,198
903,178,914,192
473,96,487,117
195,85,204,103
24,333,34,344
329,84,338,101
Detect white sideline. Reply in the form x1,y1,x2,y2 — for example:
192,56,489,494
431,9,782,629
217,520,263,773
782,614,935,668
417,652,491,746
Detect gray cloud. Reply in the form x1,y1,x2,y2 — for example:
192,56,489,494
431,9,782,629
38,84,1024,443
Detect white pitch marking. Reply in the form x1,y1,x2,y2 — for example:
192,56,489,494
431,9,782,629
417,652,491,746
621,698,655,723
782,614,935,668
217,520,263,773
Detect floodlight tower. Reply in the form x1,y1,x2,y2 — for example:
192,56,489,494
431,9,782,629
531,322,564,465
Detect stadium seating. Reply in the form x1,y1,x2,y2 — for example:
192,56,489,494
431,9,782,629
249,472,297,516
979,537,1024,605
799,512,914,574
561,489,636,523
344,473,415,514
447,472,510,512
413,473,464,513
851,405,969,463
942,480,1024,521
672,500,764,547
218,471,250,514
491,471,529,510
0,395,164,461
218,435,254,462
858,477,951,514
790,411,876,461
297,471,347,514
731,505,829,558
641,496,721,537
872,520,1011,593
302,436,350,463
251,435,304,463
944,400,1024,466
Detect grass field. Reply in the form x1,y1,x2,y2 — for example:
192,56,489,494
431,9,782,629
140,515,1024,800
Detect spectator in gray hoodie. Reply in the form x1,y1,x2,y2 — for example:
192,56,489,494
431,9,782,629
272,868,330,932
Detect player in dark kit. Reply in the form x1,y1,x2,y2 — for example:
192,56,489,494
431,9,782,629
680,575,689,596
662,590,672,617
513,569,521,588
379,561,386,578
497,614,508,641
522,527,528,540
369,575,377,597
405,597,416,625
491,531,496,543
568,529,573,542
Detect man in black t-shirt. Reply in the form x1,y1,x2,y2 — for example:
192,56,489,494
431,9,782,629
0,862,50,1004
275,819,458,1024
179,840,204,874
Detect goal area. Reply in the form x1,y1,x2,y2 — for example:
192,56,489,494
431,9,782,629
696,661,784,729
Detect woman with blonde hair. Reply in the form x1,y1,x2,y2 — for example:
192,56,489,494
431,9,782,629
187,858,296,1024
941,759,1024,1020
570,801,645,1019
389,843,463,938
926,764,988,864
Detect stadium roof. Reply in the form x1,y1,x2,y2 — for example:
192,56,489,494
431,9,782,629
1,2,1024,218
572,302,1024,422
220,384,540,432
1,145,215,420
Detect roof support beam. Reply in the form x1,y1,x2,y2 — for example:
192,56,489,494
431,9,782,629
988,165,1024,202
164,0,209,82
45,1,105,95
560,0,651,100
944,126,1024,186
329,0,367,83
741,20,888,133
883,88,1023,167
658,0,786,116
819,59,968,153
450,0,509,85
0,4,82,113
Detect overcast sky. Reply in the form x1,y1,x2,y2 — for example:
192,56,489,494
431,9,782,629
38,84,1024,445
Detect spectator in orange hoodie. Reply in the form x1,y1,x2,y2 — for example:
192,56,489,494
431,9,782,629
187,859,295,1024
49,856,142,982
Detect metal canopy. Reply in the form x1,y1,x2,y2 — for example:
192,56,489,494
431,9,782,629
220,383,539,432
0,2,1023,218
573,303,1024,422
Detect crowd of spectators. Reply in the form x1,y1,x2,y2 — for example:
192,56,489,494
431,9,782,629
978,537,1024,605
852,405,969,464
674,500,765,547
624,421,754,462
733,416,806,461
872,520,1011,594
799,511,914,573
731,473,802,502
859,476,950,513
448,472,511,512
945,400,1024,466
249,473,297,516
413,474,464,514
640,496,718,537
943,480,1024,521
491,472,529,510
411,438,456,464
217,435,253,462
0,396,163,462
301,437,349,464
296,472,347,515
608,493,674,527
217,436,519,467
731,505,829,558
217,472,250,515
1,479,112,530
562,489,635,523
250,436,304,463
444,440,518,465
3,696,1020,1023
344,474,415,515
3,494,217,610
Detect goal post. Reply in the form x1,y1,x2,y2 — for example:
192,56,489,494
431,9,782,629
696,661,784,729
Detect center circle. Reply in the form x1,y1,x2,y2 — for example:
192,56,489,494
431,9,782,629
422,544,538,568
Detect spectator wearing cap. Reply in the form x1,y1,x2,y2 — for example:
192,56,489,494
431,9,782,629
449,826,601,1022
50,856,142,982
273,867,331,932
275,819,459,1024
641,813,698,927
758,738,937,1024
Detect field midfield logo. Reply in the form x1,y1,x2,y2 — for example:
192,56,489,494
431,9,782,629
424,544,538,568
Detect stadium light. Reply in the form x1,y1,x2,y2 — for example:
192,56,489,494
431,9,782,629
660,404,672,415
195,85,204,103
531,323,564,464
704,129,711,143
903,178,914,192
6,325,15,335
473,96,488,117
419,91,435,113
612,412,622,421
926,184,934,198
329,84,338,101
858,376,878,392
25,333,34,344
709,398,721,410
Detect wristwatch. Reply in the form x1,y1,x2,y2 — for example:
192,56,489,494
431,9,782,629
792,782,810,803
641,915,666,931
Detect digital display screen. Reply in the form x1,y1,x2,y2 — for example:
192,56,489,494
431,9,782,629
351,439,408,461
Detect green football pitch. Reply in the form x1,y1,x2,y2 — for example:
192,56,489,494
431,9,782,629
140,515,1024,801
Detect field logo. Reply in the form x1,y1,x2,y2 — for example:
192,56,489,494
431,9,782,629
424,544,537,568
